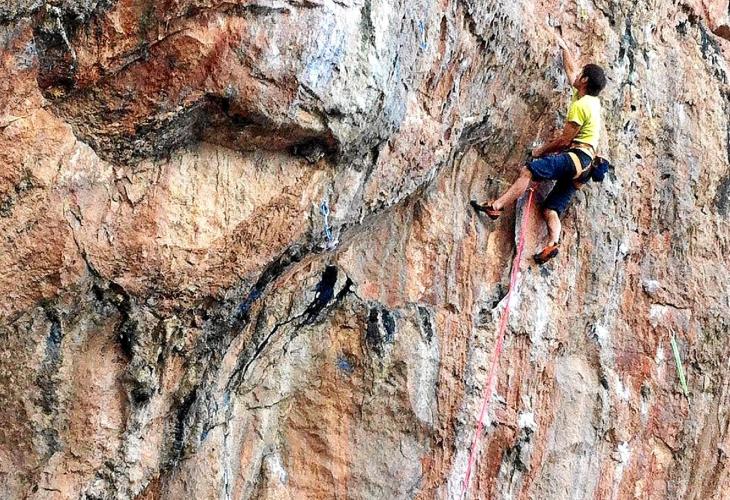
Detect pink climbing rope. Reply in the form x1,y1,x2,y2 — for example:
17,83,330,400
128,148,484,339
461,187,535,498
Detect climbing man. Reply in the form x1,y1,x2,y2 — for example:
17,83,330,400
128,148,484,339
471,34,607,264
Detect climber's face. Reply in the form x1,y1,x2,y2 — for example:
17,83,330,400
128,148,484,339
573,72,589,93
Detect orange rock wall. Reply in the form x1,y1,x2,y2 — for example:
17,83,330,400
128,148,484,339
1,0,729,498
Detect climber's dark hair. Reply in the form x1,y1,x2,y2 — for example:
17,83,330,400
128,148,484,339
581,64,606,96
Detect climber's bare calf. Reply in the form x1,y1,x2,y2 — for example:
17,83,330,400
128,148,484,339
469,166,534,219
492,167,533,211
543,208,561,246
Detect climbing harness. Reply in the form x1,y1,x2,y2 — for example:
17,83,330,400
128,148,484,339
568,151,585,179
461,187,535,499
320,200,337,250
669,329,690,402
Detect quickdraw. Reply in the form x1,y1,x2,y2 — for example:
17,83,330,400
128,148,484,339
320,200,337,250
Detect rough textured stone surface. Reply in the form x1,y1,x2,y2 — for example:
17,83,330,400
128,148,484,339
1,1,729,498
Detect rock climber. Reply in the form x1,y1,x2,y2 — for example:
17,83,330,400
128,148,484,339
471,34,607,264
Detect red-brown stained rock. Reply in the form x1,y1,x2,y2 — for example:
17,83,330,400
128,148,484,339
1,0,729,498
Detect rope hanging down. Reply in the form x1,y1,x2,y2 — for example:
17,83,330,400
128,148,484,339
461,187,535,498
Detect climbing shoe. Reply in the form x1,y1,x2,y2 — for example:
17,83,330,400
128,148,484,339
470,200,502,220
534,243,559,265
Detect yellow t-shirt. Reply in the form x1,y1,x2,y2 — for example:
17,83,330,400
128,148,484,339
566,88,602,149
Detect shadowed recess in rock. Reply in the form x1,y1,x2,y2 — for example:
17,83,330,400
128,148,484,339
34,306,64,456
715,174,730,216
227,264,353,398
32,0,343,163
366,306,397,356
302,265,338,324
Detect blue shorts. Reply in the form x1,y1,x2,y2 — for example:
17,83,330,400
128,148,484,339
527,151,592,215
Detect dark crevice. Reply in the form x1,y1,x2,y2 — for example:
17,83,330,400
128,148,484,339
225,266,352,396
101,282,136,359
381,309,396,340
35,305,64,456
89,279,162,407
224,308,294,397
724,91,730,166
169,389,197,465
0,169,37,218
36,307,63,415
359,0,376,50
501,432,532,479
0,171,36,217
302,266,338,324
334,277,355,302
234,245,309,324
417,305,434,342
161,242,316,468
618,16,637,82
365,306,397,356
220,266,357,422
714,174,730,217
366,308,381,353
457,110,493,148
235,4,290,16
460,3,493,50
32,1,117,90
289,139,332,164
117,314,137,360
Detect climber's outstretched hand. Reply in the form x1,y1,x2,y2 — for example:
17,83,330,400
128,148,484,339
553,30,579,85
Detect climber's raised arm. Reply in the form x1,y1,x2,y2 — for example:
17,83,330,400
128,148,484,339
531,122,580,158
556,35,579,85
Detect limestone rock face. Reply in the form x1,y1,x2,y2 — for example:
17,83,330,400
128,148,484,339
1,1,729,498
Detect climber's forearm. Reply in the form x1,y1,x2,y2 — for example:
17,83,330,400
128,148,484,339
563,47,578,85
559,43,579,84
532,122,580,158
532,136,571,157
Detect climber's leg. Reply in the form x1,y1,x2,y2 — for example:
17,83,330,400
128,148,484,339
542,176,577,220
490,166,533,210
534,208,561,264
534,176,576,265
544,208,561,246
473,154,575,214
